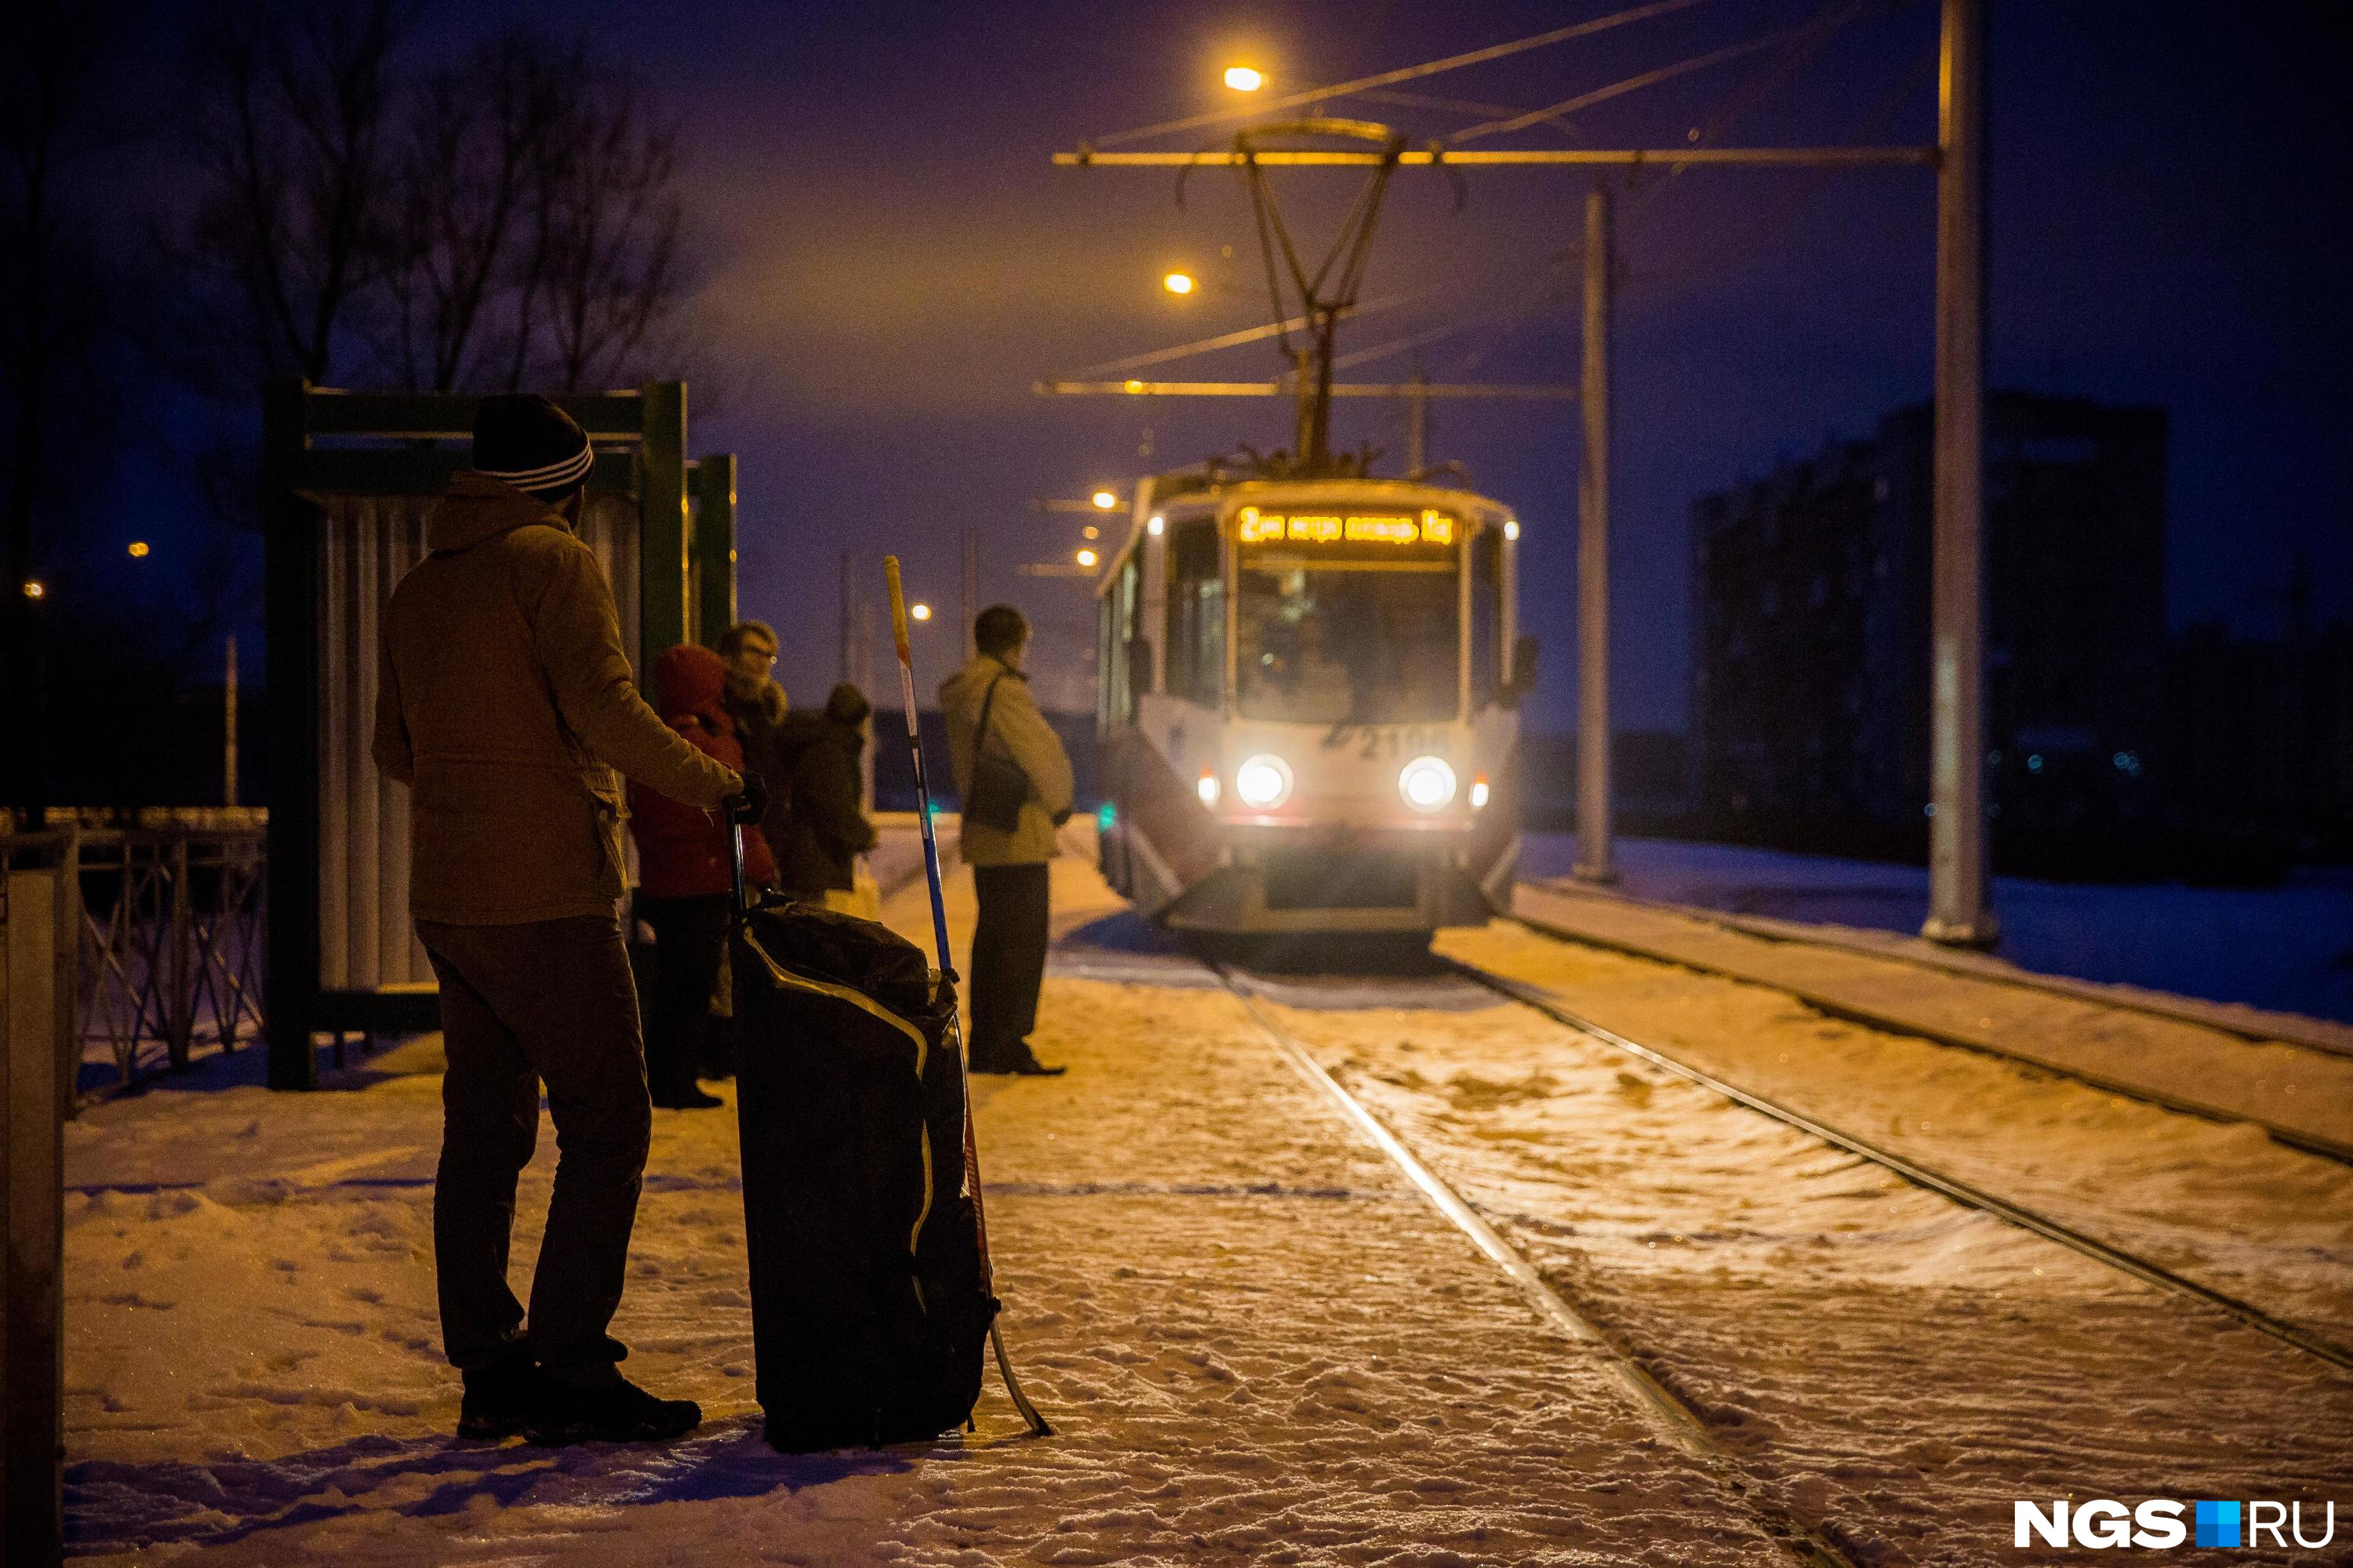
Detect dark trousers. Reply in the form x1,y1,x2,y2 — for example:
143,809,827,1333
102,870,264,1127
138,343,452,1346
969,862,1049,1068
635,894,729,1103
419,914,651,1375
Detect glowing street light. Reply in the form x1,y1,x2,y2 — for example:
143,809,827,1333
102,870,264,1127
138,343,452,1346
1162,271,1196,296
22,580,45,599
128,540,151,558
1075,548,1099,569
1224,65,1264,92
910,602,933,621
1090,489,1118,510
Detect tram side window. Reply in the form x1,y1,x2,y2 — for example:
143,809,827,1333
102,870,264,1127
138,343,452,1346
1164,520,1224,704
1107,555,1143,723
1471,526,1501,707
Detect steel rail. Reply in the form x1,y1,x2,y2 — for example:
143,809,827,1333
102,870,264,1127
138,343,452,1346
1209,961,1864,1568
1507,905,2353,1166
1448,957,2353,1374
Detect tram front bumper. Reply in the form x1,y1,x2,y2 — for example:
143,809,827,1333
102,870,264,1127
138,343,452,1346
1160,827,1510,935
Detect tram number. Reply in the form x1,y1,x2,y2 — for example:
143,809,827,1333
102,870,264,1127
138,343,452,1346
1327,726,1447,761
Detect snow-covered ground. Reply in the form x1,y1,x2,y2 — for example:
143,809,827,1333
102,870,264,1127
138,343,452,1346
1521,832,2353,1024
59,839,2353,1565
64,855,1791,1566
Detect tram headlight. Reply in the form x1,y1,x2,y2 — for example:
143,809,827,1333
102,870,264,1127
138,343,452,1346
1233,753,1293,810
1196,769,1220,807
1398,755,1457,813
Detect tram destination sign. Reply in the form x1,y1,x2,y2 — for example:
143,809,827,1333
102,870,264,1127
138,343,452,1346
1236,507,1457,547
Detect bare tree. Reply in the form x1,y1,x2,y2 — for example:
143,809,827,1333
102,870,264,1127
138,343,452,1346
378,31,569,391
528,62,687,391
171,0,404,391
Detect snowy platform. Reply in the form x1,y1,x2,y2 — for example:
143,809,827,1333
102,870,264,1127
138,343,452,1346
64,856,1780,1565
59,844,2353,1564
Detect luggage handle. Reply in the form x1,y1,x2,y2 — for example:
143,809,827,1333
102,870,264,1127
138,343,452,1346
729,820,748,919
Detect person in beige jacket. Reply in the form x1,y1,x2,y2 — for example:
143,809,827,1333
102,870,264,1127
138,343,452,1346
939,604,1075,1075
373,394,758,1446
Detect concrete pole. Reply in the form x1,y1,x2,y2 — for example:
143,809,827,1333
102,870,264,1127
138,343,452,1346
838,550,854,685
223,634,238,809
1573,184,1617,885
1406,373,1429,473
1923,0,1996,945
4,867,64,1567
962,527,979,661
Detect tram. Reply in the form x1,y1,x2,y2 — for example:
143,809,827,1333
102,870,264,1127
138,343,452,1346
1094,467,1533,937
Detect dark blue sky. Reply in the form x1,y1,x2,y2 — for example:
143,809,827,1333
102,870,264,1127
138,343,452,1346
86,1,2353,730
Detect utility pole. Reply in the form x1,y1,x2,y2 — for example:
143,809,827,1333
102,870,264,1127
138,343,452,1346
838,551,855,685
1923,0,1995,945
1573,184,1617,885
223,635,238,808
1406,371,1430,472
962,528,979,660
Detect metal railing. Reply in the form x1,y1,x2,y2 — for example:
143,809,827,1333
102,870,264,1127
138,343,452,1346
0,811,266,1096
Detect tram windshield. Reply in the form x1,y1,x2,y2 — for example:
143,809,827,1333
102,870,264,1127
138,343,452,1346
1235,557,1458,725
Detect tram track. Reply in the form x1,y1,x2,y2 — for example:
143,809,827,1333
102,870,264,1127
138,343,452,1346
1507,903,2353,1167
1201,943,2352,1567
1442,955,2353,1374
1206,958,1867,1568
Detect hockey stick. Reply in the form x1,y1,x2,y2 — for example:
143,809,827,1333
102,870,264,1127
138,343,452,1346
884,557,1053,1439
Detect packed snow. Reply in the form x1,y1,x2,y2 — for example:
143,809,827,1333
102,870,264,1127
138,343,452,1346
56,838,2353,1564
64,853,1787,1565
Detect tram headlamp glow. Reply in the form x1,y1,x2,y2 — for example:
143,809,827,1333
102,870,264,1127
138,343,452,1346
1233,753,1293,809
1470,774,1491,810
1398,756,1457,813
1196,769,1220,806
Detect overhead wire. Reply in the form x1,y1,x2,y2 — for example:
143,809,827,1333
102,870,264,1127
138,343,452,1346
1089,0,1712,148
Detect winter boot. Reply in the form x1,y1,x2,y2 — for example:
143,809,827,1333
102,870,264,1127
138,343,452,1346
526,1373,704,1446
457,1349,558,1441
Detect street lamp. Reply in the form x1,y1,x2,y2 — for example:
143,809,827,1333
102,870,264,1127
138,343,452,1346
910,602,933,621
1163,271,1196,296
128,541,151,558
1090,489,1118,510
1224,65,1264,92
1075,548,1099,569
21,580,44,599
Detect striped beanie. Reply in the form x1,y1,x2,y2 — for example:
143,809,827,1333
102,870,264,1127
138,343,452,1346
471,393,594,500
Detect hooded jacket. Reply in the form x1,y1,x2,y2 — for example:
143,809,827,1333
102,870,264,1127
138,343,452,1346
631,645,778,900
373,472,740,924
939,653,1075,866
769,687,878,896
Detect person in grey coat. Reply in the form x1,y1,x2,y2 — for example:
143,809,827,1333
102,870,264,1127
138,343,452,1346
938,605,1074,1075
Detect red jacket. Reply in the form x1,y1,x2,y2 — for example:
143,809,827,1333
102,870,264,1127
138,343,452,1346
630,645,776,899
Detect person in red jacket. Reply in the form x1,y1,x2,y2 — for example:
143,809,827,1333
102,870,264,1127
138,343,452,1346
631,645,776,1109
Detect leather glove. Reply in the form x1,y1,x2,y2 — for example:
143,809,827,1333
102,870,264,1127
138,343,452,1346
724,773,769,827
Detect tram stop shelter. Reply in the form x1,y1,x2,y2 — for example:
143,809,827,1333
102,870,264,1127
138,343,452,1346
260,379,738,1090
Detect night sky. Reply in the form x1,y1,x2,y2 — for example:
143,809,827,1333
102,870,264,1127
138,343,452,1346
87,1,2353,733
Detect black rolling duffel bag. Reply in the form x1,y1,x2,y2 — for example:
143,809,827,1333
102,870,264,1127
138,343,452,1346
729,893,996,1451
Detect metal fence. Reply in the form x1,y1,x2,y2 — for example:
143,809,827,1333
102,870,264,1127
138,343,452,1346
0,812,266,1095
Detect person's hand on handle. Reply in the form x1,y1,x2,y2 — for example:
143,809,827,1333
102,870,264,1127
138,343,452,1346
723,772,769,827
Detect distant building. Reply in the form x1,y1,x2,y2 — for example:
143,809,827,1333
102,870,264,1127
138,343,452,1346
1689,393,2169,870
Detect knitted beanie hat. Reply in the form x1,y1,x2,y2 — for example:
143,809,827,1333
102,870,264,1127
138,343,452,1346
471,394,594,499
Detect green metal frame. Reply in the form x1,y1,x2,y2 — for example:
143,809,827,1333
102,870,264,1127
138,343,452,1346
261,378,731,1088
